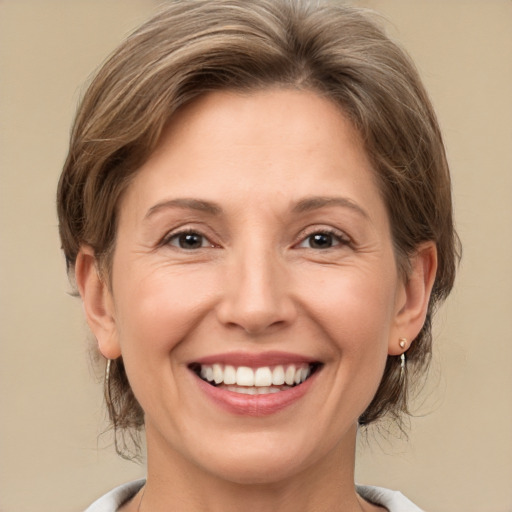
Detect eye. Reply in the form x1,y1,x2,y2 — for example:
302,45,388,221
166,231,212,250
297,230,348,250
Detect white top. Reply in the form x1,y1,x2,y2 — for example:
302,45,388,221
356,484,424,511
85,479,424,511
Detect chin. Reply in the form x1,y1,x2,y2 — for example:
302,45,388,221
203,453,308,486
187,432,326,486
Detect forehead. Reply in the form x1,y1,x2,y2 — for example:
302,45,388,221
164,89,367,162
119,88,384,223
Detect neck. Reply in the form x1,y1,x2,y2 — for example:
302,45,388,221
135,423,371,512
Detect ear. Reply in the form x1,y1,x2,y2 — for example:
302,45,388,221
75,246,122,360
389,242,438,355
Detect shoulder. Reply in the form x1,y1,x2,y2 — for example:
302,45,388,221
84,480,145,512
356,484,425,512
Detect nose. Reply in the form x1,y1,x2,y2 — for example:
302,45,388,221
216,246,297,335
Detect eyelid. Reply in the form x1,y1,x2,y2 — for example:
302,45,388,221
293,226,352,249
160,226,219,249
169,232,212,249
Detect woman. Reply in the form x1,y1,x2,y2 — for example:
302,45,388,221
57,1,459,510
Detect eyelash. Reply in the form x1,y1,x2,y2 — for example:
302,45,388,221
161,227,351,251
294,228,352,250
162,229,216,250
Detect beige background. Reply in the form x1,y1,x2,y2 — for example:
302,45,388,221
1,1,511,511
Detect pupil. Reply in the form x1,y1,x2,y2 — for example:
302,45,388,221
179,233,202,249
310,233,332,248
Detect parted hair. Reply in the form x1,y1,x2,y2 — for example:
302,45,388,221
57,0,459,453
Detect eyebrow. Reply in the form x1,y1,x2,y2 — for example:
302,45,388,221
145,198,222,219
292,196,369,219
144,195,368,220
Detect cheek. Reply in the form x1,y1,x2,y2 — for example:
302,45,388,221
112,263,219,358
312,272,396,410
109,264,221,416
298,263,398,352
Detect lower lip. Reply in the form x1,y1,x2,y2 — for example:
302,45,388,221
193,371,318,416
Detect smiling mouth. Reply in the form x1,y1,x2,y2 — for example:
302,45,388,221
189,362,321,395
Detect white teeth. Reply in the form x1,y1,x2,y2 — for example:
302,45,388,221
224,365,236,385
236,366,254,386
285,365,296,385
197,363,314,392
254,367,272,386
212,364,223,384
225,385,292,395
272,365,285,385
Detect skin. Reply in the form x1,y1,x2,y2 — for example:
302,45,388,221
76,89,437,512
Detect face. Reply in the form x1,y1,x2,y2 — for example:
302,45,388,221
91,90,413,483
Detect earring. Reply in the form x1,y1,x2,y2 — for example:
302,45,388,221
398,338,407,379
105,359,115,419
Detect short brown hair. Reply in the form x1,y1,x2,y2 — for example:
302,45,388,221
57,0,460,448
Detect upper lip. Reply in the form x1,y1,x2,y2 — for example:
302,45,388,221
189,351,320,368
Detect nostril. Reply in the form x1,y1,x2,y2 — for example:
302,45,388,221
240,319,287,335
216,296,297,335
215,260,297,333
